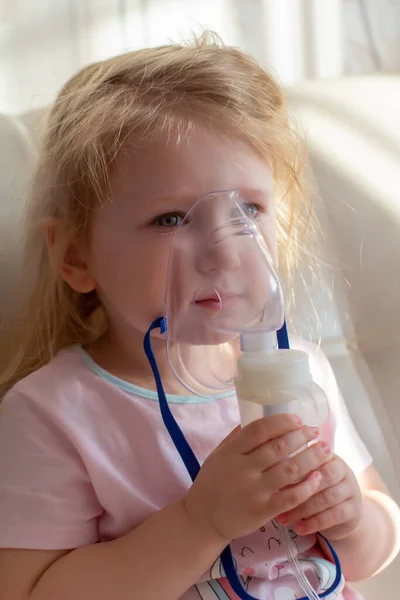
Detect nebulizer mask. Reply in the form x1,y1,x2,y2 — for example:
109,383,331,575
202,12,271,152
144,189,340,600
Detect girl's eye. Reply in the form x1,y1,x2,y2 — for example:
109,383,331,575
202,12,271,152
154,213,185,228
244,203,261,218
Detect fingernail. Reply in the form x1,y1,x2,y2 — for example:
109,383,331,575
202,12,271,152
311,427,319,438
321,442,331,454
295,416,303,425
277,514,289,525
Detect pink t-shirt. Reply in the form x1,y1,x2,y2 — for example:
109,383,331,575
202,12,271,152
0,341,371,600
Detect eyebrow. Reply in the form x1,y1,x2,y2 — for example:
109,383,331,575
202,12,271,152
238,187,274,202
145,192,198,211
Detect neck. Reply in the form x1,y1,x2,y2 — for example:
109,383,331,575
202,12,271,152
86,320,189,395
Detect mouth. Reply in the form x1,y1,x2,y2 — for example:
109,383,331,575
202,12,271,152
194,297,221,311
194,291,238,312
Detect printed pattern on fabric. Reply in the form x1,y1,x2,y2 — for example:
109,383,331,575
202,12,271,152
192,520,345,600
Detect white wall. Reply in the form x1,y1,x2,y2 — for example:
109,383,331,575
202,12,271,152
2,0,400,116
343,0,400,73
0,0,243,115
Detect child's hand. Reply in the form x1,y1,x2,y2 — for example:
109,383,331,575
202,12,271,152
276,454,363,541
182,415,331,543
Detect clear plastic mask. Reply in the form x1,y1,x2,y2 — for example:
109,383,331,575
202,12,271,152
164,189,284,396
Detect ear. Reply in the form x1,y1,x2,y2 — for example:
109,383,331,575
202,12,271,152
44,218,96,294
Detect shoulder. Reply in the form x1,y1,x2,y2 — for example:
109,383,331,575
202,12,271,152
5,347,90,399
16,345,85,381
1,347,112,427
0,348,103,551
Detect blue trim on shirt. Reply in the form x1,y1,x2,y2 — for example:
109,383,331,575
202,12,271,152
73,345,235,405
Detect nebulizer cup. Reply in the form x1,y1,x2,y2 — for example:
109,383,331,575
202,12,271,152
235,345,329,600
147,188,332,600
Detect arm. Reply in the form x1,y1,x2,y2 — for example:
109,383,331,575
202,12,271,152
325,464,400,582
1,415,331,600
0,500,226,600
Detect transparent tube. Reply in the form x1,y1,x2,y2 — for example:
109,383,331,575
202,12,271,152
274,520,320,600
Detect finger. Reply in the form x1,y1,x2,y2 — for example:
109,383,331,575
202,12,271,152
266,442,332,489
249,426,320,471
275,457,347,524
216,426,242,450
293,498,356,535
236,414,302,454
269,471,322,516
276,478,349,524
317,456,346,489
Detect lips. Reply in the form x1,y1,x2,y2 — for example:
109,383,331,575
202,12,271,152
194,291,238,311
194,297,221,310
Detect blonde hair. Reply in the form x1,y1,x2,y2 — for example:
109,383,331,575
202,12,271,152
0,33,310,397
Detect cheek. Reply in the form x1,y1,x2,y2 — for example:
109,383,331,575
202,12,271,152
141,251,169,296
88,227,170,319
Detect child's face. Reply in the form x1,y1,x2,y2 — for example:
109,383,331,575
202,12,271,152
86,125,275,340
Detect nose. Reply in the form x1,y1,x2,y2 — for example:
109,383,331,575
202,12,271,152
195,235,242,274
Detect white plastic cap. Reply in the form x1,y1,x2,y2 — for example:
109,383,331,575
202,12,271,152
256,350,312,388
240,331,275,353
235,349,312,402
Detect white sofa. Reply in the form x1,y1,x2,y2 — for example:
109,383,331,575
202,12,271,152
286,75,400,599
0,113,37,309
1,76,399,598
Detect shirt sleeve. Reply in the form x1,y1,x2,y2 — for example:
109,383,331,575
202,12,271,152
0,389,102,550
293,338,373,477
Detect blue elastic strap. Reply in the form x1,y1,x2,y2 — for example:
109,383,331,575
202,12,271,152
277,320,290,350
144,318,342,599
144,318,200,481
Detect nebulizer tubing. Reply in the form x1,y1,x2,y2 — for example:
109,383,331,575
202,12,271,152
144,319,341,600
277,524,321,600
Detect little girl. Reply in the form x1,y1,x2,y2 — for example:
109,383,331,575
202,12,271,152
0,34,398,600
